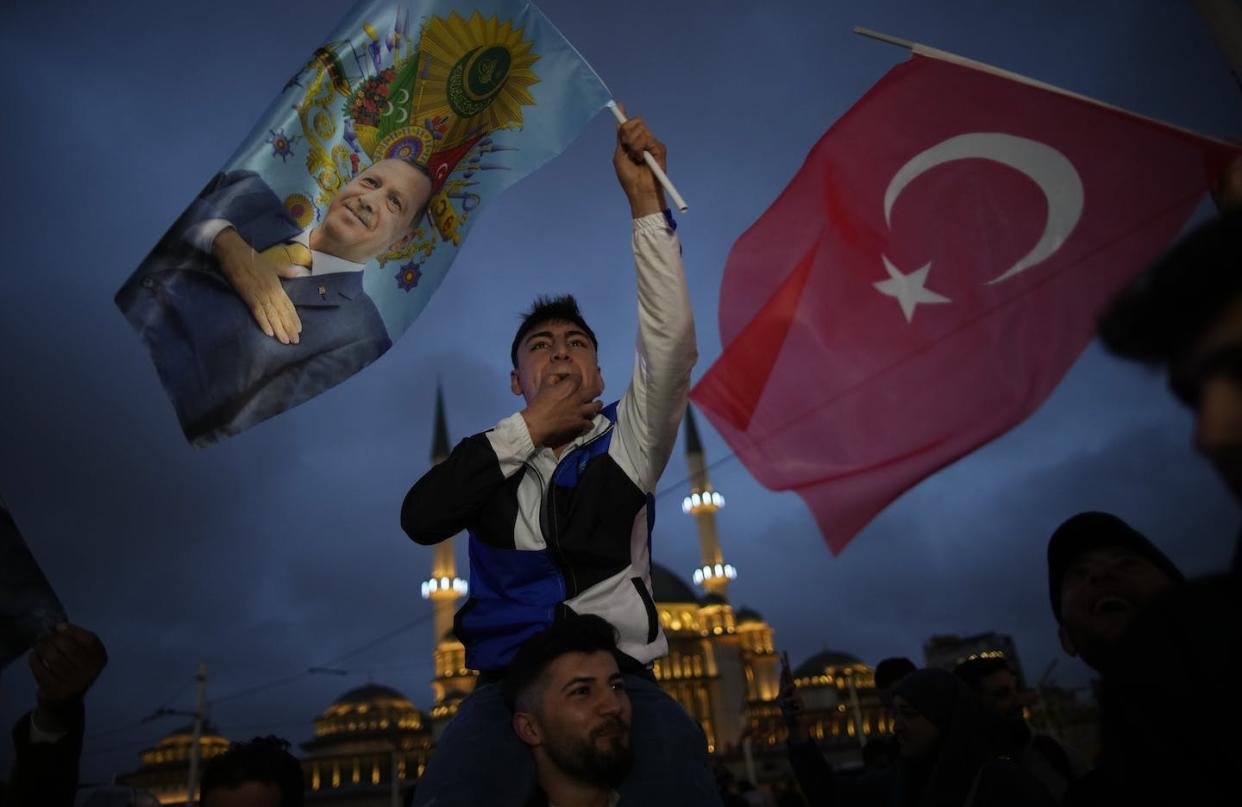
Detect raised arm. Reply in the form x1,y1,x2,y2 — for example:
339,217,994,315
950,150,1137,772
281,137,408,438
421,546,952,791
610,107,698,492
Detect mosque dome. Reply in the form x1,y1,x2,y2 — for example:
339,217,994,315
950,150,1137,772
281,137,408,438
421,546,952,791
793,650,865,680
306,682,427,748
650,563,699,603
332,684,411,706
133,722,230,771
735,606,764,624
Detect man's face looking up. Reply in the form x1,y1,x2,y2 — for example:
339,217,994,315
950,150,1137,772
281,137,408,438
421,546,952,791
1170,296,1242,501
312,158,432,264
514,650,633,789
511,319,603,405
1057,546,1177,670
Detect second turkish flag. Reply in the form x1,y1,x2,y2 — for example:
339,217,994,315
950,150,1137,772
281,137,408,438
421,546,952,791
691,51,1236,554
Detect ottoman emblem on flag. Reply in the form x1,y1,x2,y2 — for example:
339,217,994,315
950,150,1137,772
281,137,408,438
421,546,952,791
294,10,541,270
876,132,1085,321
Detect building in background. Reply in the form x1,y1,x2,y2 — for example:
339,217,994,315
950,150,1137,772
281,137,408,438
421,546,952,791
924,631,1025,686
420,385,476,738
302,684,432,805
118,722,229,805
791,652,890,755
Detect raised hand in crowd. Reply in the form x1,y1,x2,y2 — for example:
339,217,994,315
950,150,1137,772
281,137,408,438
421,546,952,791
29,623,108,734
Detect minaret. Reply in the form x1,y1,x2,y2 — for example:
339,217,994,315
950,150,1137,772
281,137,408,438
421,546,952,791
421,385,471,712
681,405,736,598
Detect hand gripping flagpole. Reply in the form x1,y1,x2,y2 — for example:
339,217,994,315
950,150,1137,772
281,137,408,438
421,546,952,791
607,100,689,212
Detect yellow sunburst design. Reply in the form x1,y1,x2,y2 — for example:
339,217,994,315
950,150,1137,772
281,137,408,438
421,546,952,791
284,193,315,228
410,11,540,149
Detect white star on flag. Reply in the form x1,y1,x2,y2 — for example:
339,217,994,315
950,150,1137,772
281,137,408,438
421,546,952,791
874,256,951,322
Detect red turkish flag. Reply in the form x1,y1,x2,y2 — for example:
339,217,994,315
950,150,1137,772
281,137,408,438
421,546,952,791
691,52,1238,555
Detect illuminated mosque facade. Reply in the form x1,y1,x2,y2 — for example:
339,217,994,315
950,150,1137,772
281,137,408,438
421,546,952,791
121,398,892,804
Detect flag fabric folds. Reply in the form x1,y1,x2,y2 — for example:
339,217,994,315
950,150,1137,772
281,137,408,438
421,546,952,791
691,51,1238,555
116,0,610,446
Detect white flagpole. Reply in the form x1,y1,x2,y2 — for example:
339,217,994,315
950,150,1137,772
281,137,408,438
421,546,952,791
853,26,1238,149
607,101,689,212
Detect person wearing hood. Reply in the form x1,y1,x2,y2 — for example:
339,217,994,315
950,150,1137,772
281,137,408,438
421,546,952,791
781,667,1055,807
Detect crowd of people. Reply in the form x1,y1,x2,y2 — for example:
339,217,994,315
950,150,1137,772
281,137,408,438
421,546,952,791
5,110,1242,807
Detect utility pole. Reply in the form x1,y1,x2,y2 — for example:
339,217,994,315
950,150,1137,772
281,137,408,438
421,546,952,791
846,672,867,750
390,725,403,807
186,662,207,807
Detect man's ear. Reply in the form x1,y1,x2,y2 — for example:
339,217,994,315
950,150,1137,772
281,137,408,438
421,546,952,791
513,712,542,747
1057,624,1078,658
511,369,523,397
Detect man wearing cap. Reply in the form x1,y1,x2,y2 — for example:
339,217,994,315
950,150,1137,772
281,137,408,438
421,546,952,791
1073,164,1242,806
1046,511,1183,674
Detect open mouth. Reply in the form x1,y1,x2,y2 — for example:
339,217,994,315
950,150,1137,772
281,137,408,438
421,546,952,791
1092,595,1132,616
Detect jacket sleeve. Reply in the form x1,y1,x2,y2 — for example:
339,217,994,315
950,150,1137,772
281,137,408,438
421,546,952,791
611,212,698,492
7,705,84,807
401,412,535,544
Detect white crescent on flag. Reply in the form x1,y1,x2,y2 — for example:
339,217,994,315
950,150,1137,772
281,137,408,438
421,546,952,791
882,132,1085,286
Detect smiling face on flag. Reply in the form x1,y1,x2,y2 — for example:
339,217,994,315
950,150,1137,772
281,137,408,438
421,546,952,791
310,158,433,264
691,53,1237,554
113,0,611,446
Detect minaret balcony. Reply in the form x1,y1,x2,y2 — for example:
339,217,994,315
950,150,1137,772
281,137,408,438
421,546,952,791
682,490,725,514
420,576,468,599
692,563,737,586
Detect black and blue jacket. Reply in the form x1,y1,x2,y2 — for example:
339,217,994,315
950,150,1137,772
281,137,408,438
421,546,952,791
401,213,696,672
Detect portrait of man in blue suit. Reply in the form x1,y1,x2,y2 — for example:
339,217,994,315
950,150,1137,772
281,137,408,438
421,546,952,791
117,158,432,445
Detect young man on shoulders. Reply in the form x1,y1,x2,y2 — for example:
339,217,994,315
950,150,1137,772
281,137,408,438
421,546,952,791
402,110,717,805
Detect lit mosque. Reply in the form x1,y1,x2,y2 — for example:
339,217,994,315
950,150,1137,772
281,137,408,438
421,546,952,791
119,398,891,804
118,722,230,804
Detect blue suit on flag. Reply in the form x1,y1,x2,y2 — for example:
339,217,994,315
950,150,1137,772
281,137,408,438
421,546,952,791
116,171,392,445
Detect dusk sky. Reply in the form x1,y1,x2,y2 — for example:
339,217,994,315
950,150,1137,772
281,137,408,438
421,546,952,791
2,0,1240,782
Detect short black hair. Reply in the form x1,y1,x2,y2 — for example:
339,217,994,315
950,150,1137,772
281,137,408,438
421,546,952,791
510,295,598,368
1099,210,1242,368
200,735,304,807
874,657,917,691
503,613,619,713
953,656,1013,691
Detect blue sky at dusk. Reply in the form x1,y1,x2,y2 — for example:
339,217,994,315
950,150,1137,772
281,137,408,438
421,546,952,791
1,0,1239,780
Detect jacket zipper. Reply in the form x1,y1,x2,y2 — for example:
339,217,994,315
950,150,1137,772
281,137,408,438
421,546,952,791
541,421,614,599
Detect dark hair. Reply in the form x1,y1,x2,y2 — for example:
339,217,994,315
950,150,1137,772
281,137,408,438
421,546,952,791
503,613,619,713
874,657,917,691
1099,210,1242,369
200,735,304,807
510,295,598,368
952,656,1013,692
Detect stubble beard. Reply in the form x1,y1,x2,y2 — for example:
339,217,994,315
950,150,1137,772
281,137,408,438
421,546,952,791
545,718,634,789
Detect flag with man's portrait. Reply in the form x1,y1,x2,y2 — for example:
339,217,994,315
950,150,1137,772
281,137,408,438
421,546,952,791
115,0,610,446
